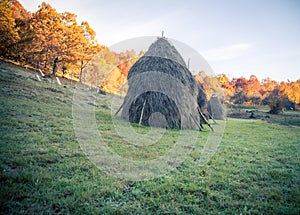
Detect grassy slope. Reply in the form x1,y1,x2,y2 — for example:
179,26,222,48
0,61,299,214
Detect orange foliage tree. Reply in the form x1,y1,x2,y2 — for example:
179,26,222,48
0,0,20,58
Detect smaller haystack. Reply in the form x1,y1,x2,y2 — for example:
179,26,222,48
208,94,225,120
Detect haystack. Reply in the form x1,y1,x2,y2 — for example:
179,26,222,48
208,94,225,120
121,37,209,129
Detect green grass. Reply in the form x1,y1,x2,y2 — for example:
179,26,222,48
227,104,300,127
1,61,299,214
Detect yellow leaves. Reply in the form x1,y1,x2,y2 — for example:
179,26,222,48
0,0,20,50
279,81,300,104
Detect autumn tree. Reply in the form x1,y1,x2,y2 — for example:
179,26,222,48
0,0,20,58
193,70,225,101
100,50,142,94
59,11,80,72
230,91,248,105
9,1,103,82
193,71,206,92
260,77,278,98
218,74,234,103
262,87,290,114
57,12,101,79
23,2,66,71
278,81,300,110
246,75,261,105
232,77,248,93
77,21,102,82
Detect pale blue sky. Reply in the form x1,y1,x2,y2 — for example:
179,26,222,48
19,0,300,81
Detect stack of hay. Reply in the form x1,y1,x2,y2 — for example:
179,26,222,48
208,94,225,120
121,37,210,130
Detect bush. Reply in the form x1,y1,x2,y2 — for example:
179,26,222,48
268,100,282,114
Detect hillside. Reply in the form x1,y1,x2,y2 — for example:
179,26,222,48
1,62,299,214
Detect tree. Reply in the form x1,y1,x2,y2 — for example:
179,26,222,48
230,91,248,105
263,88,284,114
16,2,103,80
193,71,206,92
245,75,261,105
193,70,225,101
278,81,300,110
77,21,102,82
260,77,278,98
24,2,65,71
59,11,79,70
218,74,234,103
232,77,248,93
0,0,20,57
246,75,260,97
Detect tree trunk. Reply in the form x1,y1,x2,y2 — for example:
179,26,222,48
79,60,83,83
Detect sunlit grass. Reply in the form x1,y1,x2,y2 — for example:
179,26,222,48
0,62,299,214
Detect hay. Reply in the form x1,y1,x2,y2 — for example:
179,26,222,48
208,94,225,120
121,37,208,129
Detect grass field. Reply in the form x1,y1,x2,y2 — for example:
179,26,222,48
0,61,299,214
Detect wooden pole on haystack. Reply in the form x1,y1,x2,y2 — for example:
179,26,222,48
139,100,147,126
190,114,202,131
114,103,124,116
208,112,217,124
197,107,214,132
